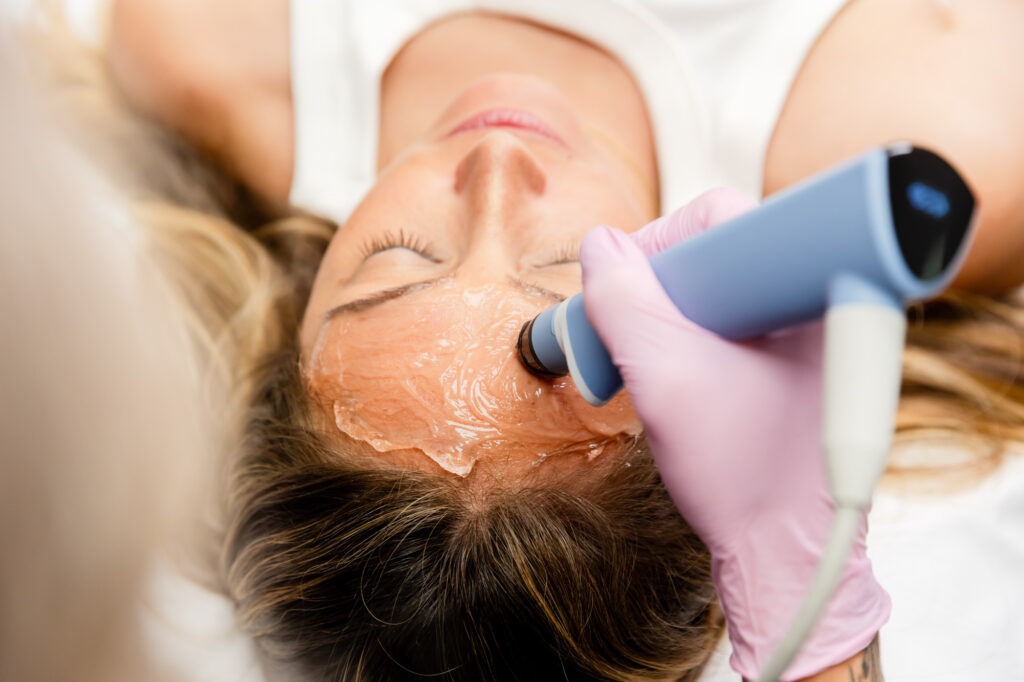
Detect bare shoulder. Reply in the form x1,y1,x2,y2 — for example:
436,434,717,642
766,0,1024,293
108,0,293,201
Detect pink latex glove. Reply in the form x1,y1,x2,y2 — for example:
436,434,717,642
579,188,891,681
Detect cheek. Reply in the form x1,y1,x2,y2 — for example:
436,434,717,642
306,283,641,476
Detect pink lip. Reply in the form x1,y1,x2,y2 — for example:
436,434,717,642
446,108,567,146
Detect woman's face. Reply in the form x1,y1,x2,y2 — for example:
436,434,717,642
301,75,656,482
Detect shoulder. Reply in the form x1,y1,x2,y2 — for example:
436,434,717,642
765,0,1024,292
108,0,283,117
108,0,293,200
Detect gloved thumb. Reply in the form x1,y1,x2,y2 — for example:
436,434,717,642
631,187,759,257
580,224,702,374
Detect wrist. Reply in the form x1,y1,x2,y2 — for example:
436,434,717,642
710,515,890,681
742,634,883,682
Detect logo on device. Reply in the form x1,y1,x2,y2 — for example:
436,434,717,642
907,182,950,220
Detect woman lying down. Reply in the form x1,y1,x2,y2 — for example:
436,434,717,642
47,0,1024,679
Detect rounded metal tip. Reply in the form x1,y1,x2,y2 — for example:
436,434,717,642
517,317,563,379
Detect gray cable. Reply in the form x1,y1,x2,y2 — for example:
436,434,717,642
754,505,862,682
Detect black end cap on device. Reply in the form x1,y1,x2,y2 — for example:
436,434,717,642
887,145,976,281
517,317,563,380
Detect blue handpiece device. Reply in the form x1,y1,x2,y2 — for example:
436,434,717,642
516,143,977,406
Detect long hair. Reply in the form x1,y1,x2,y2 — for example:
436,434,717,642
893,291,1024,490
27,21,1024,680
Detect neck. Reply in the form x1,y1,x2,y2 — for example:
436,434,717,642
378,12,660,217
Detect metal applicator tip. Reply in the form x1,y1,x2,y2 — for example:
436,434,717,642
517,317,563,379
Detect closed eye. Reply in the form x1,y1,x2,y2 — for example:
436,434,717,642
545,242,581,266
360,229,441,262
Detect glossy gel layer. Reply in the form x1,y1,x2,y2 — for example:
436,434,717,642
306,279,640,476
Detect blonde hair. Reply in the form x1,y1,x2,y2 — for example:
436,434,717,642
892,290,1024,490
24,18,1024,680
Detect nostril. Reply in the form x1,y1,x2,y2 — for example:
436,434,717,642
516,150,547,195
453,130,547,196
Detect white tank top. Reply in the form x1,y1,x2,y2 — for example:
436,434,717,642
288,0,853,223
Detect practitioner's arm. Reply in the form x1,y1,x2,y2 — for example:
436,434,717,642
768,0,1024,293
107,0,293,202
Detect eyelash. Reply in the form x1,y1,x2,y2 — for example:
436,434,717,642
361,229,440,262
359,231,578,267
547,243,581,265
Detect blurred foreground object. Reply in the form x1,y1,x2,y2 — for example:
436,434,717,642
0,44,209,682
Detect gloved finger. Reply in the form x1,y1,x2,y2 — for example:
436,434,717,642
630,187,759,257
580,224,706,368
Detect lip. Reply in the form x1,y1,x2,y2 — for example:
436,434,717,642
446,108,568,147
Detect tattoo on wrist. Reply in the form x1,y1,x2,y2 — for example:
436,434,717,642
851,634,882,682
740,634,882,682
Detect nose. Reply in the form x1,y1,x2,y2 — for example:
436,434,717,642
454,130,547,222
452,131,548,283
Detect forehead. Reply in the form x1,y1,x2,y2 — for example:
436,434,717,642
305,280,543,415
304,279,641,479
308,280,539,370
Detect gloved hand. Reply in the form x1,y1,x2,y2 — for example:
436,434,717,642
579,188,891,681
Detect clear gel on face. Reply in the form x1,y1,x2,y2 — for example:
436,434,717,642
306,279,641,476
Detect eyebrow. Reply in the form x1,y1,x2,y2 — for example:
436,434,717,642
323,277,566,321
